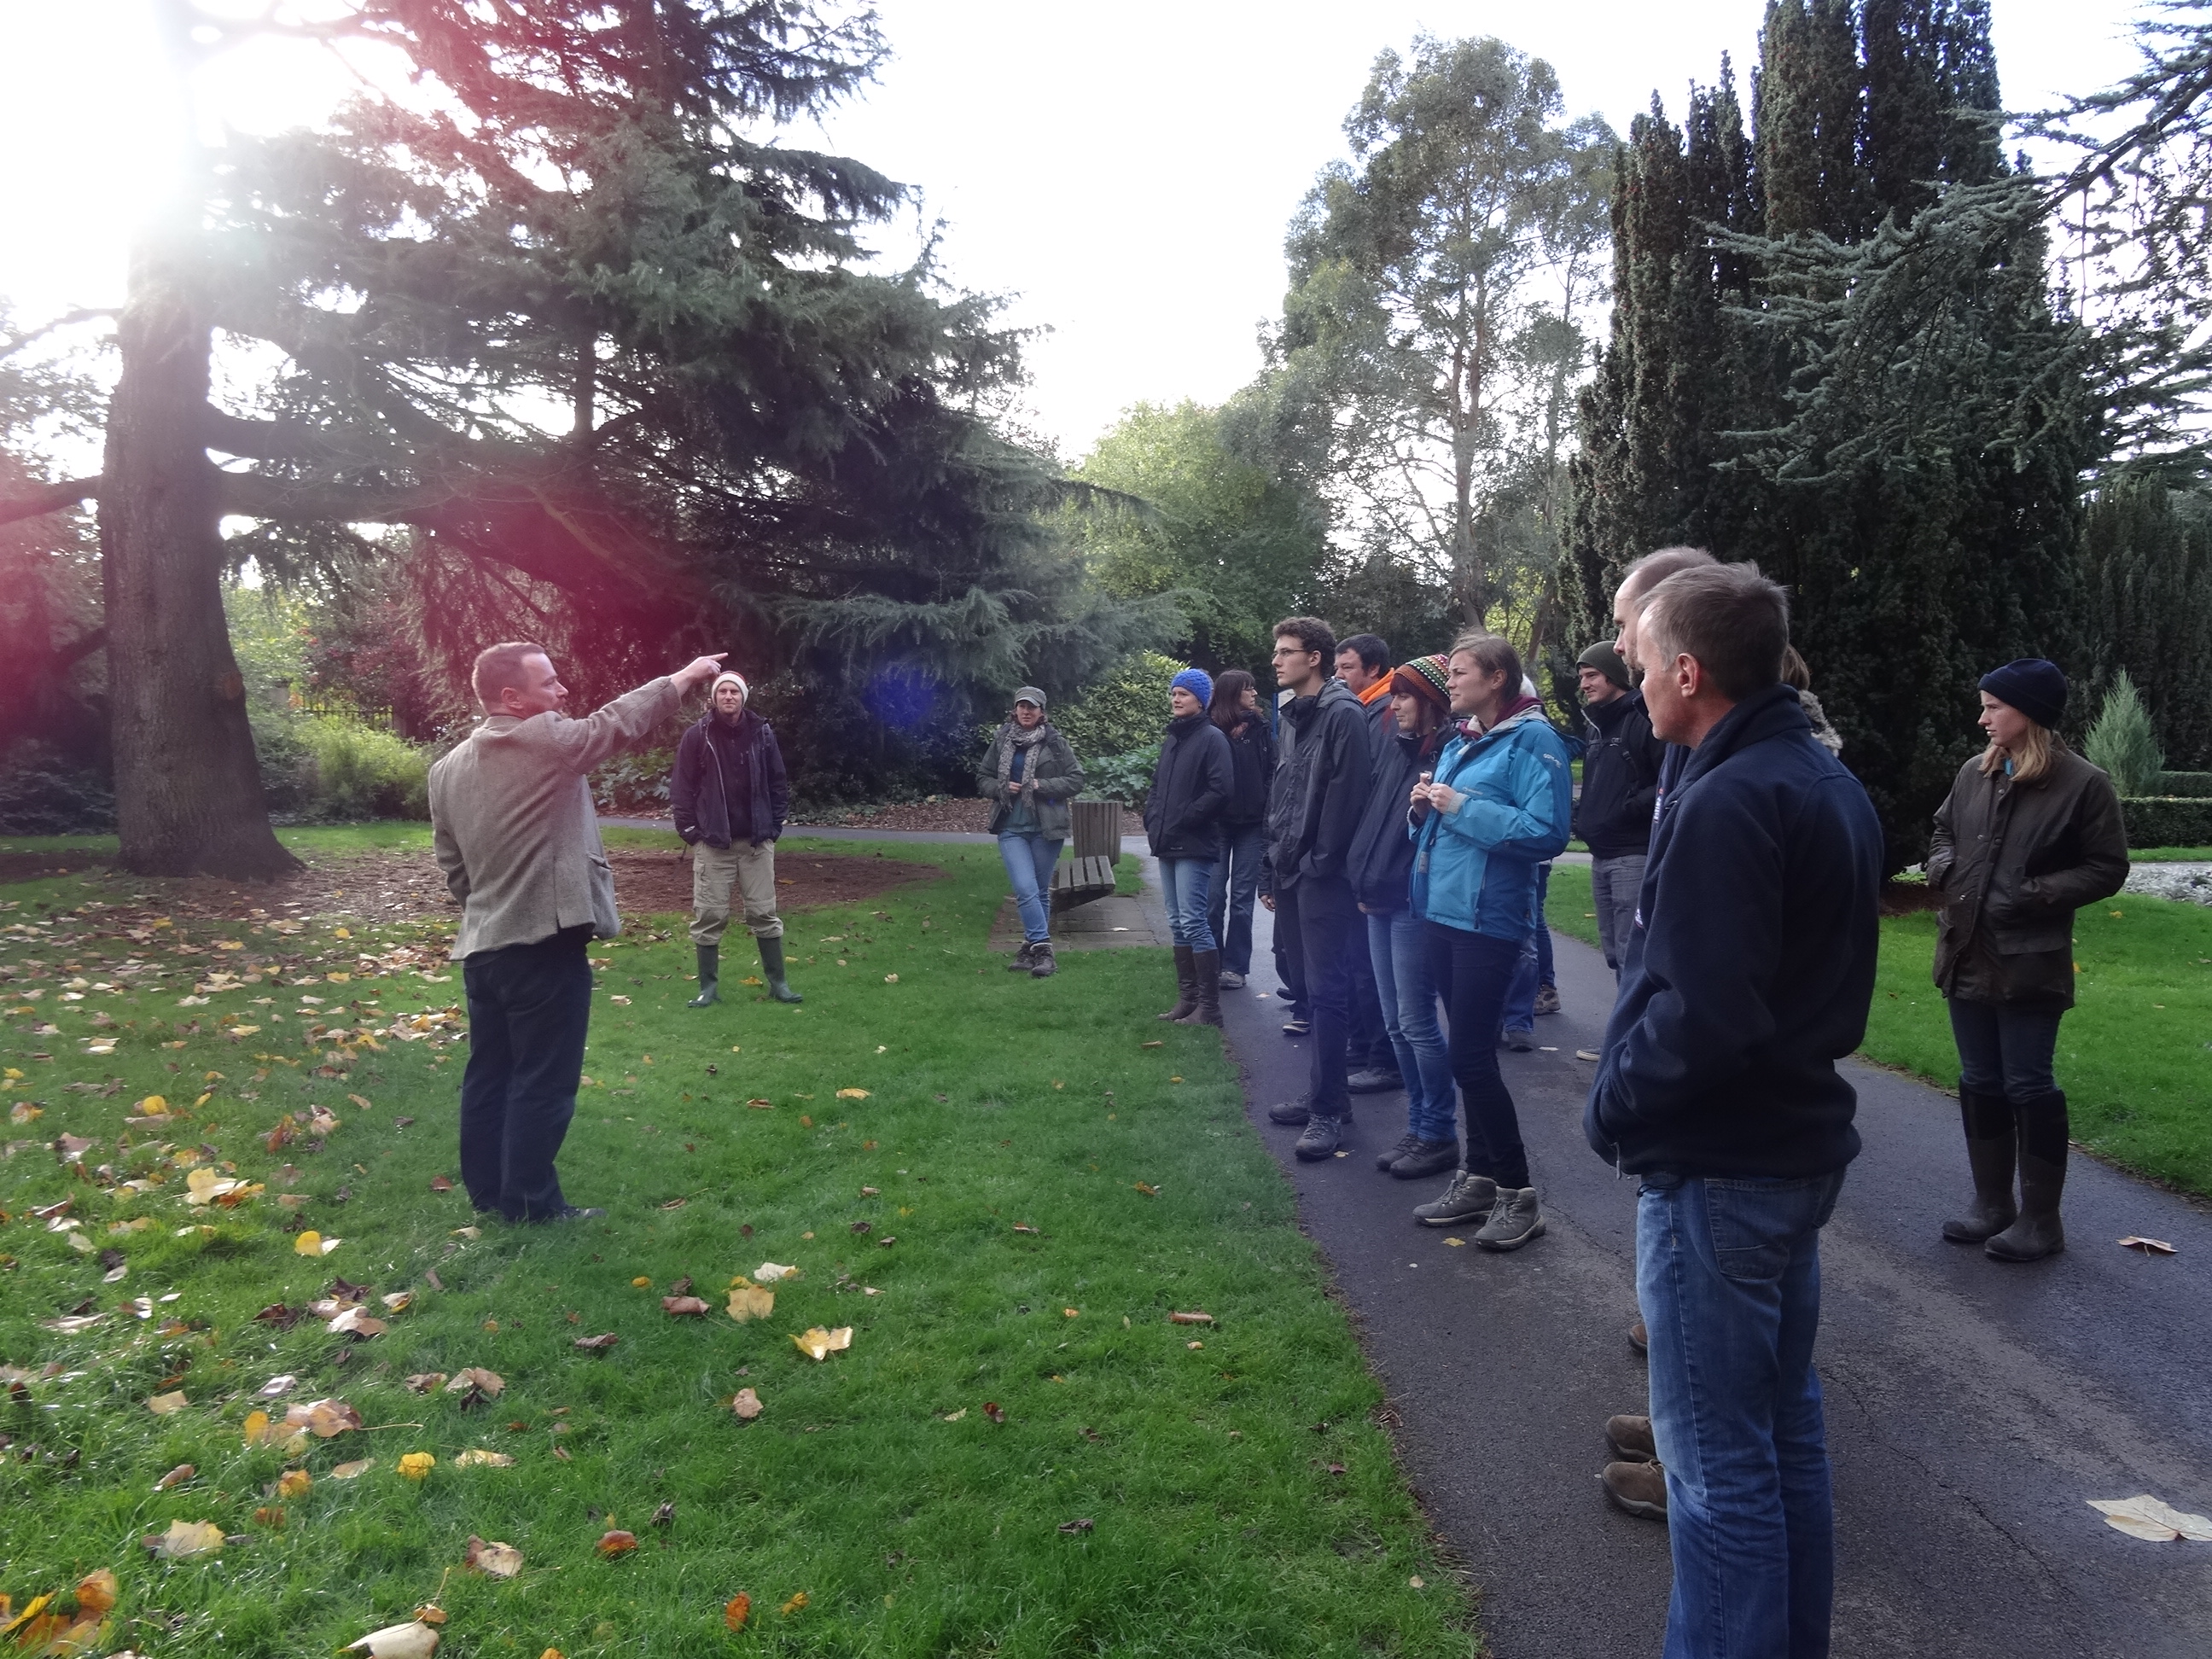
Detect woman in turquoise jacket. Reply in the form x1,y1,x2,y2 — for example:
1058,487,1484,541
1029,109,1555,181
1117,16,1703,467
1407,632,1573,1251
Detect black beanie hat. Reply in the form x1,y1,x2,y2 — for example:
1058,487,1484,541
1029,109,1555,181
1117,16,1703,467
1978,659,2067,730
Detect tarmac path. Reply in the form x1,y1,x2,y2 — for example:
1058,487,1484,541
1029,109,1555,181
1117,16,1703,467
1224,888,2212,1659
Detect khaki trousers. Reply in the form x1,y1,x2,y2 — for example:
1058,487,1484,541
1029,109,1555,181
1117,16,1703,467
690,841,783,944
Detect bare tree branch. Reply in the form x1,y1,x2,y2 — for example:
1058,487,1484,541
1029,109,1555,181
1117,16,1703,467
0,476,99,527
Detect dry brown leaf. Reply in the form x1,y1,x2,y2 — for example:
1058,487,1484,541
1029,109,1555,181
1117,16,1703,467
2118,1236,2178,1255
445,1367,505,1400
1167,1311,1214,1325
573,1333,619,1353
790,1326,853,1361
835,1088,869,1100
452,1448,514,1469
982,1401,1006,1424
277,1469,312,1498
464,1535,524,1578
1058,1516,1095,1534
343,1620,441,1658
143,1519,224,1558
253,1505,286,1528
754,1262,800,1283
242,1410,308,1453
294,1397,364,1437
147,1389,189,1415
724,1593,751,1632
403,1373,448,1394
596,1529,637,1557
329,1458,373,1480
153,1462,195,1492
661,1295,710,1318
327,1308,387,1339
731,1387,764,1421
725,1282,774,1323
381,1290,415,1313
2089,1495,2212,1540
73,1568,118,1616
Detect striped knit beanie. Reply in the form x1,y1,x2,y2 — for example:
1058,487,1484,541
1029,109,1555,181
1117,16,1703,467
1390,655,1451,713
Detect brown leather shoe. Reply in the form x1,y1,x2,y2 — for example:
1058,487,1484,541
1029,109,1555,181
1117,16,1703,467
1600,1459,1668,1522
1629,1318,1648,1357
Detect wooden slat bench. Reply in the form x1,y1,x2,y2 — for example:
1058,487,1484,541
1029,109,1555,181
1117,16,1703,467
1049,853,1118,912
1049,799,1125,913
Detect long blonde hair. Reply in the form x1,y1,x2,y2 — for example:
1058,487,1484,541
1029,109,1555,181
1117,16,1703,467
1980,720,2062,784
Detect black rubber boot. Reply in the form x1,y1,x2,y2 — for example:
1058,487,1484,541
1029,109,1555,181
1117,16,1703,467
1986,1091,2068,1262
1160,946,1198,1021
1941,1083,2017,1243
1179,950,1224,1027
687,944,719,1007
757,935,802,1004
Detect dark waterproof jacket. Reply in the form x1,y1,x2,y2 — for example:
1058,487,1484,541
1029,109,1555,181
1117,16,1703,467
1220,710,1276,825
1260,678,1373,895
1347,722,1442,911
1144,713,1234,859
1575,690,1664,858
975,725,1085,839
672,711,789,849
1926,748,2128,1010
1586,685,1883,1179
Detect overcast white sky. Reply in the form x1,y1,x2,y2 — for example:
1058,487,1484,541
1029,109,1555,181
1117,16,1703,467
0,1,2147,460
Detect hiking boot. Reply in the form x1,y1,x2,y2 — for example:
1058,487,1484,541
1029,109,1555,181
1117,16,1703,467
1346,1067,1402,1094
1941,1083,2017,1243
1388,1137,1461,1180
1605,1413,1656,1462
1499,1027,1535,1051
1534,984,1563,1016
1376,1132,1419,1172
1177,950,1224,1027
1267,1097,1313,1126
1218,969,1246,989
1414,1170,1497,1227
758,936,802,1004
1294,1115,1347,1161
1028,941,1057,979
1006,940,1038,971
1629,1318,1649,1358
1283,1015,1311,1036
1600,1459,1668,1522
686,944,719,1008
540,1205,608,1224
1160,945,1199,1021
1475,1187,1545,1251
1986,1090,2067,1262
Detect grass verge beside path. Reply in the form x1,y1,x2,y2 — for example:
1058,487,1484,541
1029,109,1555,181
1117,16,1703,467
1,835,1469,1658
1549,863,2212,1197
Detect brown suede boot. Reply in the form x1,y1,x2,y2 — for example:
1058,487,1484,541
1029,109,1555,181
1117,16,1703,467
1178,950,1224,1026
1159,946,1199,1021
1941,1083,2017,1243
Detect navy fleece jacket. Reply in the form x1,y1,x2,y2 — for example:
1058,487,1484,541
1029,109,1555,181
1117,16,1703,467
1585,684,1882,1179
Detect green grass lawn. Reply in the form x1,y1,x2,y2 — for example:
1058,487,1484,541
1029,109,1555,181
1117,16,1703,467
0,837,1470,1658
2131,846,2212,861
1549,863,2212,1195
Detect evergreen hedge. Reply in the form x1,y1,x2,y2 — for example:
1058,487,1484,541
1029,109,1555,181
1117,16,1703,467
2156,772,2212,799
2121,797,2212,848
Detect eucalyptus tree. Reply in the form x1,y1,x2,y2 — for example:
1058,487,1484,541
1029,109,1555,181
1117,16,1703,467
1258,35,1613,632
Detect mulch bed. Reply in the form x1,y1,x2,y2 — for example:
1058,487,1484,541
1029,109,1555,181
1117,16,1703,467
0,847,940,926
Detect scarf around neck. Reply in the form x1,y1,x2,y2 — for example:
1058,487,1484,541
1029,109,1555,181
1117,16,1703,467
996,719,1052,792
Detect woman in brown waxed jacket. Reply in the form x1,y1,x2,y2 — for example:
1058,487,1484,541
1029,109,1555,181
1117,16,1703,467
1926,659,2128,1263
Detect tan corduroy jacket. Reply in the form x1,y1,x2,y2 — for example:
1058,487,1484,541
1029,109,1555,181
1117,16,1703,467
429,678,682,959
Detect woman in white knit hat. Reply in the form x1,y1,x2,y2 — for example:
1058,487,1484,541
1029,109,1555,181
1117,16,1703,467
669,671,800,1006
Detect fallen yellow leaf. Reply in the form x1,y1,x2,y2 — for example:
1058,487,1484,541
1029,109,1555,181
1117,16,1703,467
726,1282,775,1323
835,1088,870,1099
278,1469,312,1498
398,1452,435,1481
330,1458,374,1480
781,1591,809,1616
144,1519,225,1558
453,1448,514,1468
790,1326,853,1361
147,1389,189,1415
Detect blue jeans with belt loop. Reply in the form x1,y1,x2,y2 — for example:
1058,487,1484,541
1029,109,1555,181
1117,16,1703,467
1639,1167,1848,1659
1156,855,1219,952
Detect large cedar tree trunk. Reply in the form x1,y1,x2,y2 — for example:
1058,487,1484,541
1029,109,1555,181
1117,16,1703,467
99,245,297,879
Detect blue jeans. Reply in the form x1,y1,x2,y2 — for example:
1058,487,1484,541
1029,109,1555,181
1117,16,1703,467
1207,822,1266,975
998,832,1062,945
1369,910,1455,1143
1639,1168,1847,1659
1500,863,1554,1035
1156,855,1219,952
1947,998,2063,1098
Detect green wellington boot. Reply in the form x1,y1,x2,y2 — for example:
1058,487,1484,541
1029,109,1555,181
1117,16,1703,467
758,935,803,1004
687,944,719,1007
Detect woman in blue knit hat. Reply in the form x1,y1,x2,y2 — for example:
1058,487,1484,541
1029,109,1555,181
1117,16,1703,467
1144,667,1235,1026
1925,659,2128,1262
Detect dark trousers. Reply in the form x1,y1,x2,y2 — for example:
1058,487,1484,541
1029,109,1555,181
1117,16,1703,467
1277,875,1359,1118
1425,921,1533,1189
1946,997,2064,1099
1348,928,1397,1074
460,925,594,1221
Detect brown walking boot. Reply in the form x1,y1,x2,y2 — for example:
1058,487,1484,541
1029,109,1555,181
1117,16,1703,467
1178,949,1225,1026
1600,1459,1668,1522
1159,945,1199,1021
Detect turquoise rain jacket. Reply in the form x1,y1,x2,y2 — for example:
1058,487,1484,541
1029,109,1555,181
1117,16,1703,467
1409,701,1573,940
